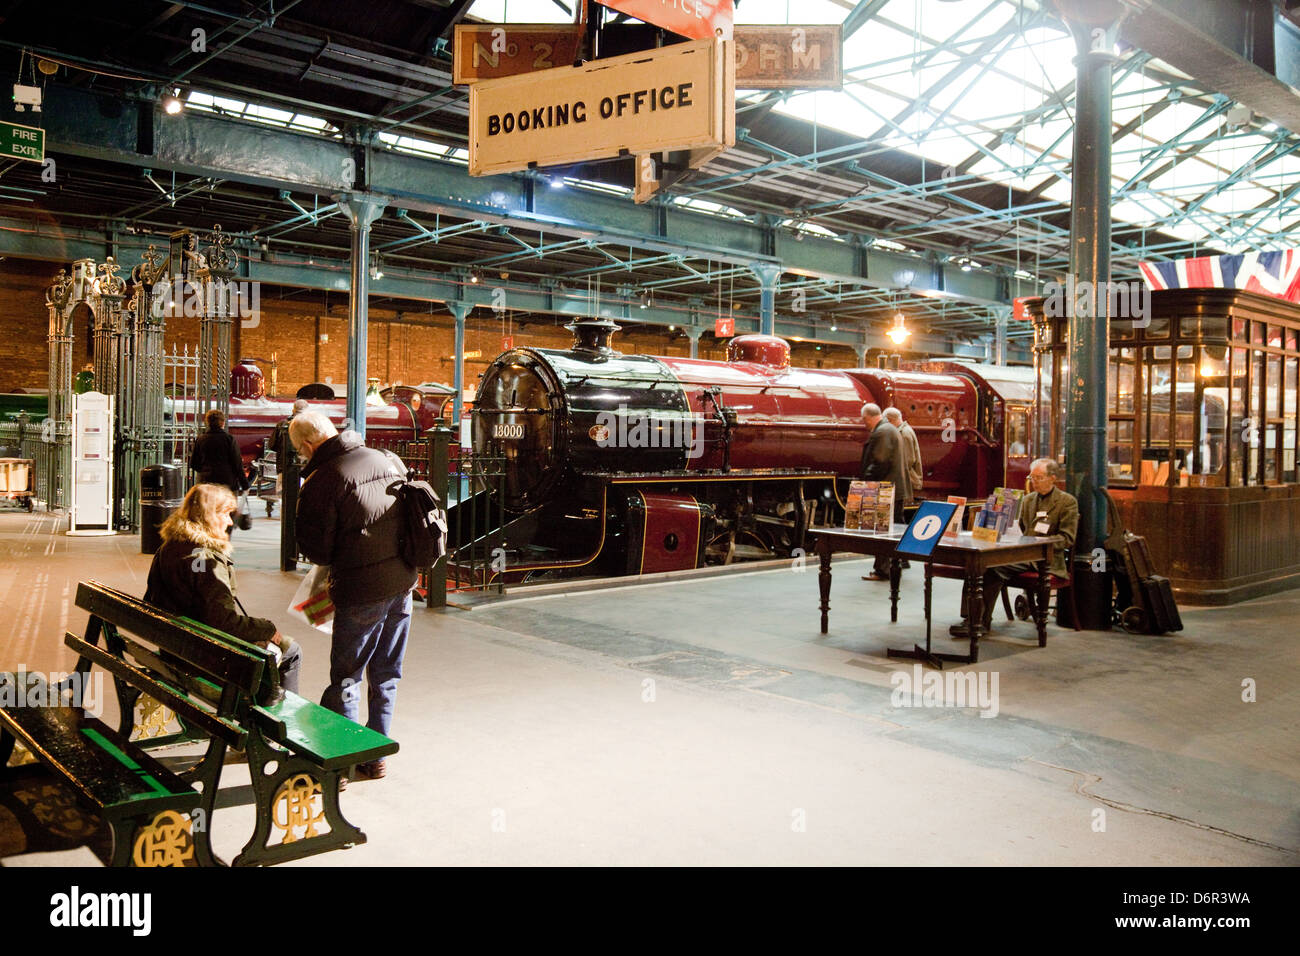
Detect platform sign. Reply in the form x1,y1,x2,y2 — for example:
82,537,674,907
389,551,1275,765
0,121,44,163
453,24,585,85
715,314,735,337
895,500,958,558
600,0,734,41
469,38,734,178
455,24,841,90
734,24,842,90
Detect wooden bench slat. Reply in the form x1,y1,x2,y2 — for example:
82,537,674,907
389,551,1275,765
255,692,399,771
64,634,247,750
0,674,197,818
76,582,266,692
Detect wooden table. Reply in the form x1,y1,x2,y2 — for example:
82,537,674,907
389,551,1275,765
808,525,1062,666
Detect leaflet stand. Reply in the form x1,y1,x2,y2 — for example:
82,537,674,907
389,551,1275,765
68,390,117,536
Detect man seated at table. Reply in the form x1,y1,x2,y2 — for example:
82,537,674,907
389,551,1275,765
949,458,1079,638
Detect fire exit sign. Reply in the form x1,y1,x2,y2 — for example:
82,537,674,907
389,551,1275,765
0,121,44,163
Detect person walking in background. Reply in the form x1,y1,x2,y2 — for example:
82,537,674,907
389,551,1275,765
885,407,923,504
191,408,249,495
289,410,415,782
860,402,910,580
269,398,310,464
144,483,301,693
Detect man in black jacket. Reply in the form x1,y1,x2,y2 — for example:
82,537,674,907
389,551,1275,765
191,409,249,495
860,402,910,579
290,411,415,780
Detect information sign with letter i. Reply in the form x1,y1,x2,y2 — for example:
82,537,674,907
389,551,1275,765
896,500,958,558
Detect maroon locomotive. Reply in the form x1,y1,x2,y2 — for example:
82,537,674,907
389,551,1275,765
468,319,1034,581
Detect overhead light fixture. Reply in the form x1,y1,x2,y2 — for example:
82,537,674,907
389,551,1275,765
830,323,837,332
468,268,482,284
12,83,41,113
639,289,651,310
370,255,384,281
549,176,565,190
162,88,183,115
887,312,911,344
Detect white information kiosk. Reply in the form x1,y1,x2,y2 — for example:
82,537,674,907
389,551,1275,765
68,390,116,535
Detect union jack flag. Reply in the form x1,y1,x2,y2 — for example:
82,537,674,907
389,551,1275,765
1139,250,1300,303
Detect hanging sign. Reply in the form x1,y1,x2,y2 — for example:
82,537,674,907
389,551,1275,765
502,335,514,350
600,0,734,41
455,23,840,89
734,24,842,90
453,24,585,85
469,38,734,178
715,315,735,337
0,121,44,163
1012,297,1034,321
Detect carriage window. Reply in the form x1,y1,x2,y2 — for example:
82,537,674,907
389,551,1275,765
1006,408,1029,458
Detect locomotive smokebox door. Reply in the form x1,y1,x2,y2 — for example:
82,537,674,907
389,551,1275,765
624,491,713,574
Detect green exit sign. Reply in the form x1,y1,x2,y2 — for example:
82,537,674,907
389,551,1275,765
1,121,45,163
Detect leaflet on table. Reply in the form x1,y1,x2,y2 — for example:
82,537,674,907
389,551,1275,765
843,480,893,532
942,495,966,540
971,487,1023,542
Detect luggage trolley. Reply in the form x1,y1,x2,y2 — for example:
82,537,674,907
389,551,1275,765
0,458,35,512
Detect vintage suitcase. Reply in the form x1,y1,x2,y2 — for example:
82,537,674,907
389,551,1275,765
1122,532,1157,580
1139,574,1183,633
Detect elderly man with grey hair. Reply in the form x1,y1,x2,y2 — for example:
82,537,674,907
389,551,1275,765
884,407,922,503
859,402,911,579
290,410,415,781
949,457,1079,638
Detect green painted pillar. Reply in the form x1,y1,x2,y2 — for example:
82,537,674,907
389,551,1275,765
1056,0,1126,629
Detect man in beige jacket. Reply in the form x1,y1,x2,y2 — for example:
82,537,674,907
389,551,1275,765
885,407,922,503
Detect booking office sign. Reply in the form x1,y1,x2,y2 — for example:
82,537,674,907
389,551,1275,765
468,38,735,198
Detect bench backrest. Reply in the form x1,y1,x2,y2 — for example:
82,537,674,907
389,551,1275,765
72,581,281,746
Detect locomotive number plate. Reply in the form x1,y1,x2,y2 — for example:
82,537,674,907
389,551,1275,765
492,423,526,440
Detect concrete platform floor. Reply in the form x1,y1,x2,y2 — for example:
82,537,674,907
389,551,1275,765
1,509,1296,866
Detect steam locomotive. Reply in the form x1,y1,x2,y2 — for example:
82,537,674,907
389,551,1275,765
468,319,1034,582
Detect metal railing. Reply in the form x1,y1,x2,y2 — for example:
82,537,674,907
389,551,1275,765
0,415,69,511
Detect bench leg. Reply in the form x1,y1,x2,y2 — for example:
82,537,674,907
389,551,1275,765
180,738,231,868
233,731,366,867
106,809,199,867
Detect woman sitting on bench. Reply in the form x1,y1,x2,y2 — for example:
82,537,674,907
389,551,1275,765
144,483,302,693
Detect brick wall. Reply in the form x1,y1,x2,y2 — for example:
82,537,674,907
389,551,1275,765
0,257,867,395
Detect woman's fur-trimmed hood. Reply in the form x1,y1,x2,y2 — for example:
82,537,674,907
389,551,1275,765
160,515,233,556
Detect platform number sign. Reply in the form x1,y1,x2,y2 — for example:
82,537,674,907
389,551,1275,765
896,500,959,558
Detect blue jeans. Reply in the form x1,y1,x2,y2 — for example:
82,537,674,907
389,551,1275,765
320,590,412,737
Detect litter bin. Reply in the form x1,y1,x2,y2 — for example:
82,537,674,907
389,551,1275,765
140,463,184,555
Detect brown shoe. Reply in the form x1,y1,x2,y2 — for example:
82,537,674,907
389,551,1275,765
338,774,349,792
356,759,387,780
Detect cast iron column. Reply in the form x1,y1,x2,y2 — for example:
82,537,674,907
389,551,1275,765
685,327,702,358
748,261,782,336
338,194,387,438
447,300,472,430
1057,0,1124,629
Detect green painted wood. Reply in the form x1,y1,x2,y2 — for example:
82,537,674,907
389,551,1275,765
0,674,197,816
254,692,399,771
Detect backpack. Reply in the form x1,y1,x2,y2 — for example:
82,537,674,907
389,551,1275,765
381,451,448,569
396,478,448,569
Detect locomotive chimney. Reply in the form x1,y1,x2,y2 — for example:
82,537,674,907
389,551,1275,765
567,318,621,354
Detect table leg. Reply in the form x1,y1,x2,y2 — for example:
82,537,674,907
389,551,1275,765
1035,554,1051,647
817,537,832,634
889,555,901,623
967,571,984,664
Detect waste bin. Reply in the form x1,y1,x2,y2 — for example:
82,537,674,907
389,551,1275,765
140,463,184,554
